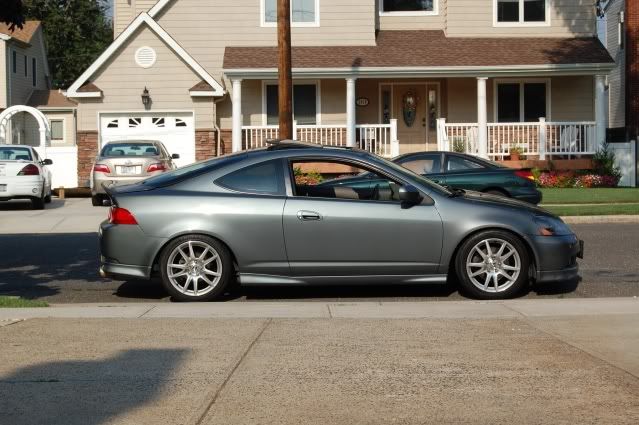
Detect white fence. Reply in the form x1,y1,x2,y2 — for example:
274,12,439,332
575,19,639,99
437,119,598,160
242,120,399,157
610,141,637,187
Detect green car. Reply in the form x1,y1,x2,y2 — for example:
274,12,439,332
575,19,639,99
321,151,542,205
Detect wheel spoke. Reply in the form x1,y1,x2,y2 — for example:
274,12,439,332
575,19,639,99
502,265,519,271
193,277,199,296
468,262,484,268
178,248,189,262
492,273,500,288
170,264,186,270
170,271,187,279
183,276,192,293
203,254,219,266
198,248,209,260
501,249,516,262
470,268,486,277
204,269,221,277
496,242,507,256
188,242,195,259
484,241,492,256
483,274,491,289
201,275,214,286
474,247,488,260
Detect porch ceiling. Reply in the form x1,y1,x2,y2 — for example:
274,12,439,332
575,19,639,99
224,31,614,79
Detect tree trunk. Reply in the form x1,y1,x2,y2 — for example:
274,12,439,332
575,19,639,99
278,0,293,140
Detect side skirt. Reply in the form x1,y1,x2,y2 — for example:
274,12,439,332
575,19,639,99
238,274,449,286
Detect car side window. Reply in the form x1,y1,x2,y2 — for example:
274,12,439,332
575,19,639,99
215,160,284,196
398,154,441,175
32,149,41,162
291,160,402,203
446,156,484,172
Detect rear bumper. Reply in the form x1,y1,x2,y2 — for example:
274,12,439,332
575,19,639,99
533,235,583,283
0,177,44,200
100,261,152,280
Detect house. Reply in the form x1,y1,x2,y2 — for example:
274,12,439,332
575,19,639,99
65,0,615,188
0,21,78,188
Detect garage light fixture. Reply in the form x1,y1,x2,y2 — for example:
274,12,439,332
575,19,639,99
141,87,151,109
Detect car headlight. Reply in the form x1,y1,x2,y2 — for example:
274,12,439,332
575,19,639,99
534,215,573,236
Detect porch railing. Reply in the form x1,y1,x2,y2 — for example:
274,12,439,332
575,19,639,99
242,120,399,157
436,118,597,160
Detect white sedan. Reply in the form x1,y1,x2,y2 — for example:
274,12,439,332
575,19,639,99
0,145,53,209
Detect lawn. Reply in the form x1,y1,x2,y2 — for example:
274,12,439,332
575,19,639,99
541,188,639,205
543,203,639,217
0,296,48,308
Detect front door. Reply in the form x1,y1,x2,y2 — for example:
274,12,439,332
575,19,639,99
389,84,439,154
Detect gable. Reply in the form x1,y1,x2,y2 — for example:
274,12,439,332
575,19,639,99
67,13,224,98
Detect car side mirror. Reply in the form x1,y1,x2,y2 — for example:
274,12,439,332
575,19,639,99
171,154,180,159
399,185,422,205
42,159,53,165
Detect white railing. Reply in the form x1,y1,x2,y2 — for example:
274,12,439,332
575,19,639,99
437,118,597,160
242,120,399,157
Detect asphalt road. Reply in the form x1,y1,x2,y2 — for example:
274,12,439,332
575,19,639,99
0,223,638,303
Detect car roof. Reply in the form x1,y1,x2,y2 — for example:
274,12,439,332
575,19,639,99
103,140,162,145
0,144,33,149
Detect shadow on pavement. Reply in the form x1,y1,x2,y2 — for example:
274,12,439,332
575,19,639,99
0,199,67,211
0,349,187,425
0,233,103,299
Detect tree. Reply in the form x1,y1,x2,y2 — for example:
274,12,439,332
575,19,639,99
0,0,25,29
24,0,112,89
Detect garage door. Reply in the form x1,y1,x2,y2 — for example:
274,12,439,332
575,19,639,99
100,112,195,167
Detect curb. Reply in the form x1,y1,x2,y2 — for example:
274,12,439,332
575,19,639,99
561,215,639,224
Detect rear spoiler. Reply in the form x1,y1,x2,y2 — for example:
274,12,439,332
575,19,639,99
102,183,117,206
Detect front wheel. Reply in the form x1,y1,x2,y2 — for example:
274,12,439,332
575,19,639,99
455,230,530,299
159,235,233,302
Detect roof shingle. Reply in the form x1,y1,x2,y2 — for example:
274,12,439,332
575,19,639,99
224,31,614,70
0,21,41,44
27,90,77,109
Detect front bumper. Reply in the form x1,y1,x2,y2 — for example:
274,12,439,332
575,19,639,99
533,234,584,283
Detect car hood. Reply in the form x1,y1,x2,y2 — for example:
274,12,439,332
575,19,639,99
456,190,555,217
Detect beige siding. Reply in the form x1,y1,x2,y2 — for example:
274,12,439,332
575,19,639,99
446,0,596,37
0,41,6,108
378,0,447,30
77,25,214,131
8,28,49,106
21,110,76,147
551,76,594,121
605,0,625,128
114,0,159,37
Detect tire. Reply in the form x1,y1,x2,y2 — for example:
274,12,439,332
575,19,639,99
31,189,45,210
159,235,233,302
44,187,52,204
455,230,530,300
91,195,104,207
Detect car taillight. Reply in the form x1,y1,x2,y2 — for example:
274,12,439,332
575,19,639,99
109,207,138,225
17,164,40,176
147,163,167,173
94,164,111,173
515,170,535,181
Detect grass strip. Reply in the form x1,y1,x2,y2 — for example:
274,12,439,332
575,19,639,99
0,296,48,308
541,188,639,205
544,203,639,217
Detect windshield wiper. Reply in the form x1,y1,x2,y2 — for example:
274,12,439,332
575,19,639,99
447,186,466,198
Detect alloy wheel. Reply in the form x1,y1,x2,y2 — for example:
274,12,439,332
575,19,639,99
166,240,223,297
465,238,521,293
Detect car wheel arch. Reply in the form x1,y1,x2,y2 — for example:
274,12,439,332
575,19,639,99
151,231,240,274
447,226,539,280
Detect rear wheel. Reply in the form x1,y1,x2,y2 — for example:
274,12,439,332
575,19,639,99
159,235,233,302
455,230,530,299
91,195,104,207
31,188,45,210
44,186,52,203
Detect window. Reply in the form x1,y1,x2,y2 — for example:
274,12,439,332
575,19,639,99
216,160,285,196
32,58,37,87
265,83,318,125
152,117,166,128
128,118,142,128
496,81,548,123
619,11,625,49
495,0,547,25
0,147,32,161
50,120,64,141
175,118,187,127
262,0,319,26
106,119,119,128
12,51,17,73
381,0,437,14
101,142,161,157
291,160,402,203
397,154,441,175
445,156,484,172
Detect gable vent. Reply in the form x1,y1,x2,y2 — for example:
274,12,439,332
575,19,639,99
135,46,157,68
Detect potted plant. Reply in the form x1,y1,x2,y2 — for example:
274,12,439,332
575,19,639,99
509,145,524,161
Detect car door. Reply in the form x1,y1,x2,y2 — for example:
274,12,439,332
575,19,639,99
282,157,443,277
396,153,446,185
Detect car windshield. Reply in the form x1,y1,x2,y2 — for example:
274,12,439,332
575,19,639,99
142,152,247,187
101,143,159,157
367,153,452,195
0,147,33,161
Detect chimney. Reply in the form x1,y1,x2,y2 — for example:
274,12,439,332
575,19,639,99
627,0,639,139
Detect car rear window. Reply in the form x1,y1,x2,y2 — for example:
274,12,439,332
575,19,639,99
141,153,247,188
216,160,284,195
101,143,159,157
0,147,33,161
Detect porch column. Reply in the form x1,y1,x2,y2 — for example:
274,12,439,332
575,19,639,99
346,77,357,148
595,74,607,150
231,78,243,153
477,77,488,159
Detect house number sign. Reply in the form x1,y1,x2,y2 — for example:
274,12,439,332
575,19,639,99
356,97,370,107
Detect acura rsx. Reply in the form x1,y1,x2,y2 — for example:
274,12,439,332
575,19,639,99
99,141,583,302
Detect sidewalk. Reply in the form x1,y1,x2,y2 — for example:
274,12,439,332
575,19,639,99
1,298,638,425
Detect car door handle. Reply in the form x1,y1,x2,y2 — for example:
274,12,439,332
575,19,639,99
297,210,322,221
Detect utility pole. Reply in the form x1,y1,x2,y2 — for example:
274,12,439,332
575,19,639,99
278,0,294,140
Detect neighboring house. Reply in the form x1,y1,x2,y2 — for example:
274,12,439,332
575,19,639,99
600,0,625,131
0,21,77,148
66,0,615,187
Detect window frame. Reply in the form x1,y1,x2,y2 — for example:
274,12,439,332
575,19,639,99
49,119,65,143
261,80,321,126
493,0,550,27
32,57,37,87
260,0,320,28
379,0,439,17
12,50,17,73
493,78,551,123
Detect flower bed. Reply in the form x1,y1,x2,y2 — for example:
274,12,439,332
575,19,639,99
536,171,620,188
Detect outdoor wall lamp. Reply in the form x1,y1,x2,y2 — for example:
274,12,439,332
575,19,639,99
141,87,151,108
